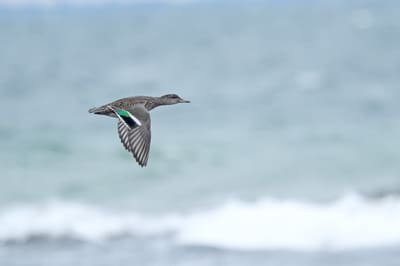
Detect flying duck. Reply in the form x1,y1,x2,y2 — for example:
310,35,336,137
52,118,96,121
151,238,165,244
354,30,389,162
89,94,190,167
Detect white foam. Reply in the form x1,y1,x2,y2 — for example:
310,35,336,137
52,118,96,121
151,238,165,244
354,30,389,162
1,194,400,251
177,194,400,251
0,202,181,242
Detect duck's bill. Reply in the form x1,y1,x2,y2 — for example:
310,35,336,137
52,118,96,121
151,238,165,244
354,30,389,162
180,99,190,103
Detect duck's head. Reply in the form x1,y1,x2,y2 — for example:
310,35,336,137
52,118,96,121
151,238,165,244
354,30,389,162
160,94,190,105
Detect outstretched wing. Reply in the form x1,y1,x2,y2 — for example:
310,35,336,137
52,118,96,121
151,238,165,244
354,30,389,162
109,105,151,167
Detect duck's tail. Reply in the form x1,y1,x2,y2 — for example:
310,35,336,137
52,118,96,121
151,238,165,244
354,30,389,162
88,106,99,113
88,105,114,117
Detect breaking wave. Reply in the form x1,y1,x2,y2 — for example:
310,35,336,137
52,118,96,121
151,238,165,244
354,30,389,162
1,194,400,251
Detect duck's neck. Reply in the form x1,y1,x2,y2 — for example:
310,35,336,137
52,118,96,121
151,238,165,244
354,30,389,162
145,97,165,111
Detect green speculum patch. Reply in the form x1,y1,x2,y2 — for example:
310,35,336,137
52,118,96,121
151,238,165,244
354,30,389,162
116,109,138,128
116,109,130,118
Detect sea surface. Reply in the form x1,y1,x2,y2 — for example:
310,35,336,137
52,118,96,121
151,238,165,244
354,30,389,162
1,1,400,265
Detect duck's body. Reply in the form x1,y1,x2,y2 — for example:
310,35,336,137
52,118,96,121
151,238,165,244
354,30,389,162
89,94,189,167
89,95,170,116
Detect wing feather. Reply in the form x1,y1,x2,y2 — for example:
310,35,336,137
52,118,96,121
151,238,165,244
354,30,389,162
135,140,145,162
118,123,132,152
113,105,151,167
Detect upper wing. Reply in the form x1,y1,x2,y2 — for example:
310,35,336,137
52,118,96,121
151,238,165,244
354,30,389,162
109,105,151,167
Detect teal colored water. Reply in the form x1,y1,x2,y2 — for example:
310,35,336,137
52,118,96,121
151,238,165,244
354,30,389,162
1,1,400,265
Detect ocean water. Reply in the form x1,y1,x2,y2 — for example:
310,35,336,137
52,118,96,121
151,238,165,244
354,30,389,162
1,1,400,265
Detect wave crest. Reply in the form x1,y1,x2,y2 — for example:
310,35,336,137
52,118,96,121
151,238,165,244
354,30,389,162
1,194,400,251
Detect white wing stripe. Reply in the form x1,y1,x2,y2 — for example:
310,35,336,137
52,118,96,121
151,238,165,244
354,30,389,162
127,112,142,127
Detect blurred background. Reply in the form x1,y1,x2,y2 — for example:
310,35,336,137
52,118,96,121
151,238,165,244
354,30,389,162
1,0,400,265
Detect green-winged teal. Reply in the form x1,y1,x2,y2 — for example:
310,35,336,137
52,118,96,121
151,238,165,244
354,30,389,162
89,94,190,167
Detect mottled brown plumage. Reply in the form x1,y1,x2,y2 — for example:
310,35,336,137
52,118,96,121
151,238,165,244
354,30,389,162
89,94,190,167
